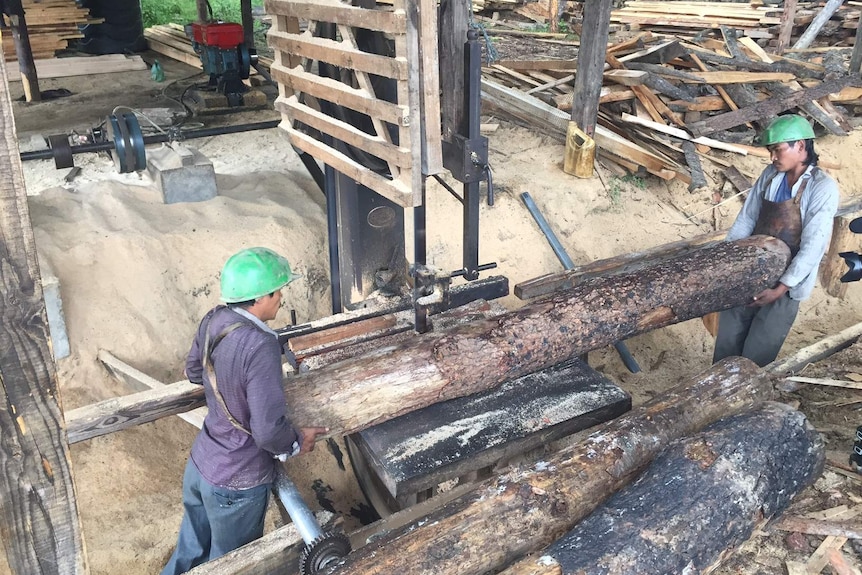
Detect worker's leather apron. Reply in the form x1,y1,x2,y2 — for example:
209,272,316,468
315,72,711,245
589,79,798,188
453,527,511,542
751,168,815,257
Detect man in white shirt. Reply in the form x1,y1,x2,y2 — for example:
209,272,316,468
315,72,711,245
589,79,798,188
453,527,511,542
713,115,839,367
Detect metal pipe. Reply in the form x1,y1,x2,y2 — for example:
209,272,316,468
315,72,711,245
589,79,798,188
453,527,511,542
274,468,324,545
520,191,641,374
20,119,281,162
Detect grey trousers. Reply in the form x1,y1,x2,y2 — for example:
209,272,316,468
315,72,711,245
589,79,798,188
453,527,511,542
713,294,800,368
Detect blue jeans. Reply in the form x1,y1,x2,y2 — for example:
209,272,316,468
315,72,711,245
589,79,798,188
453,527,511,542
161,459,270,575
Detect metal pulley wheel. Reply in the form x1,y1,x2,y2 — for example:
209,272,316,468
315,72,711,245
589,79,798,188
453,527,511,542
105,112,147,173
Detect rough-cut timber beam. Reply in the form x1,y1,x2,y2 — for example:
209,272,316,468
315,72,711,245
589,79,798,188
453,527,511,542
65,237,790,444
571,0,613,136
321,357,773,575
0,53,86,572
501,402,824,575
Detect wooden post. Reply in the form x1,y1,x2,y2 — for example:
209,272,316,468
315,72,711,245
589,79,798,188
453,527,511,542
439,0,469,142
793,0,846,51
570,0,612,137
241,0,255,49
4,0,40,102
819,214,861,299
549,0,560,33
850,15,862,74
776,0,798,54
0,51,86,573
196,0,210,22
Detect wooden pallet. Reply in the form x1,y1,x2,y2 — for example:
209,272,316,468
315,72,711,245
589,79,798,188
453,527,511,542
265,0,443,207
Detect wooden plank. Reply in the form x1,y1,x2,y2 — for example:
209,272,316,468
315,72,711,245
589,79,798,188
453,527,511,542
3,54,147,81
785,376,862,390
276,96,411,168
397,0,423,206
65,381,206,444
146,38,202,69
271,63,408,126
603,69,647,86
689,74,862,137
97,350,207,429
778,0,799,53
0,48,85,572
772,516,862,539
264,0,407,33
493,58,577,71
269,30,408,80
620,112,750,155
806,536,849,574
288,315,398,353
794,0,847,50
285,126,416,207
676,71,796,84
418,0,443,175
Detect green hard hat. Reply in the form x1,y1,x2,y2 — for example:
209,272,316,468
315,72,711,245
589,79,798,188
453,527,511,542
220,247,296,303
760,115,815,146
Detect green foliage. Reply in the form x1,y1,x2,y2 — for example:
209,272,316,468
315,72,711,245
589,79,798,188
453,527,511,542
605,174,646,209
141,0,263,29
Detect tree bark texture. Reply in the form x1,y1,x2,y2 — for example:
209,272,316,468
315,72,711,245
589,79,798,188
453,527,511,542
320,357,774,575
501,402,824,575
289,236,789,435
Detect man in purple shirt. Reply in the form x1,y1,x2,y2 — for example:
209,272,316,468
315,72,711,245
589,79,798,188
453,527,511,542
162,247,328,574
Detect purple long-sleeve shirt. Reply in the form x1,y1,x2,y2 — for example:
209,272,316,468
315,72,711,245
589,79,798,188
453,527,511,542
186,306,301,489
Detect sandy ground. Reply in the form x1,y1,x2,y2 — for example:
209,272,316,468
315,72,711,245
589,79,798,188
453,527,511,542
8,52,862,573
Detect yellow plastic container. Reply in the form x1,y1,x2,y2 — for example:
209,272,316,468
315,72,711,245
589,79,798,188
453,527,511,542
563,121,596,178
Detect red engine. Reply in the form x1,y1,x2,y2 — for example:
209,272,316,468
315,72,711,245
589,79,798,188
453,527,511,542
190,22,244,49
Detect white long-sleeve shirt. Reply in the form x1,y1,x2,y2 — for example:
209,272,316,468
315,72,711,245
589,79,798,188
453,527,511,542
725,163,839,301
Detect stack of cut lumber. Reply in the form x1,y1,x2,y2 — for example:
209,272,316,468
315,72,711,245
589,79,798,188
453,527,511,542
2,0,102,61
481,31,860,190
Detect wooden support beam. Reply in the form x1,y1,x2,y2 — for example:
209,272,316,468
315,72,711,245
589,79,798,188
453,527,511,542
571,0,613,136
5,0,41,102
777,0,799,53
439,0,469,142
0,49,85,572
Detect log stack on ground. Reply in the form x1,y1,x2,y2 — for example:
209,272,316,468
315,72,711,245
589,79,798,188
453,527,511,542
501,401,825,575
312,358,774,575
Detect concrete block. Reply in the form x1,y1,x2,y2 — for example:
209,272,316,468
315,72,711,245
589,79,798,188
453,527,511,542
146,144,218,204
38,257,70,360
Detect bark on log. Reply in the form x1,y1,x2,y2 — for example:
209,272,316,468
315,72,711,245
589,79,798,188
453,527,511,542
289,236,788,435
318,357,773,575
500,402,824,575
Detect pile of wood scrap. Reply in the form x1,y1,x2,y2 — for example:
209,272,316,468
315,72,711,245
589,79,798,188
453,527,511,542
607,0,861,49
481,31,861,190
1,0,101,61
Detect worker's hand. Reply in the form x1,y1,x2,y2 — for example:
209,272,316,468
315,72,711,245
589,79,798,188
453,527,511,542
298,427,330,454
750,283,789,307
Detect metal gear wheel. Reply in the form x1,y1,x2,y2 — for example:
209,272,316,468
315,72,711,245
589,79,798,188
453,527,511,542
299,531,351,575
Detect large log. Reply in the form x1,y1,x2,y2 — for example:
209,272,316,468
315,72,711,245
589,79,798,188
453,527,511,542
316,357,773,575
289,236,788,435
64,236,790,443
500,402,824,575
